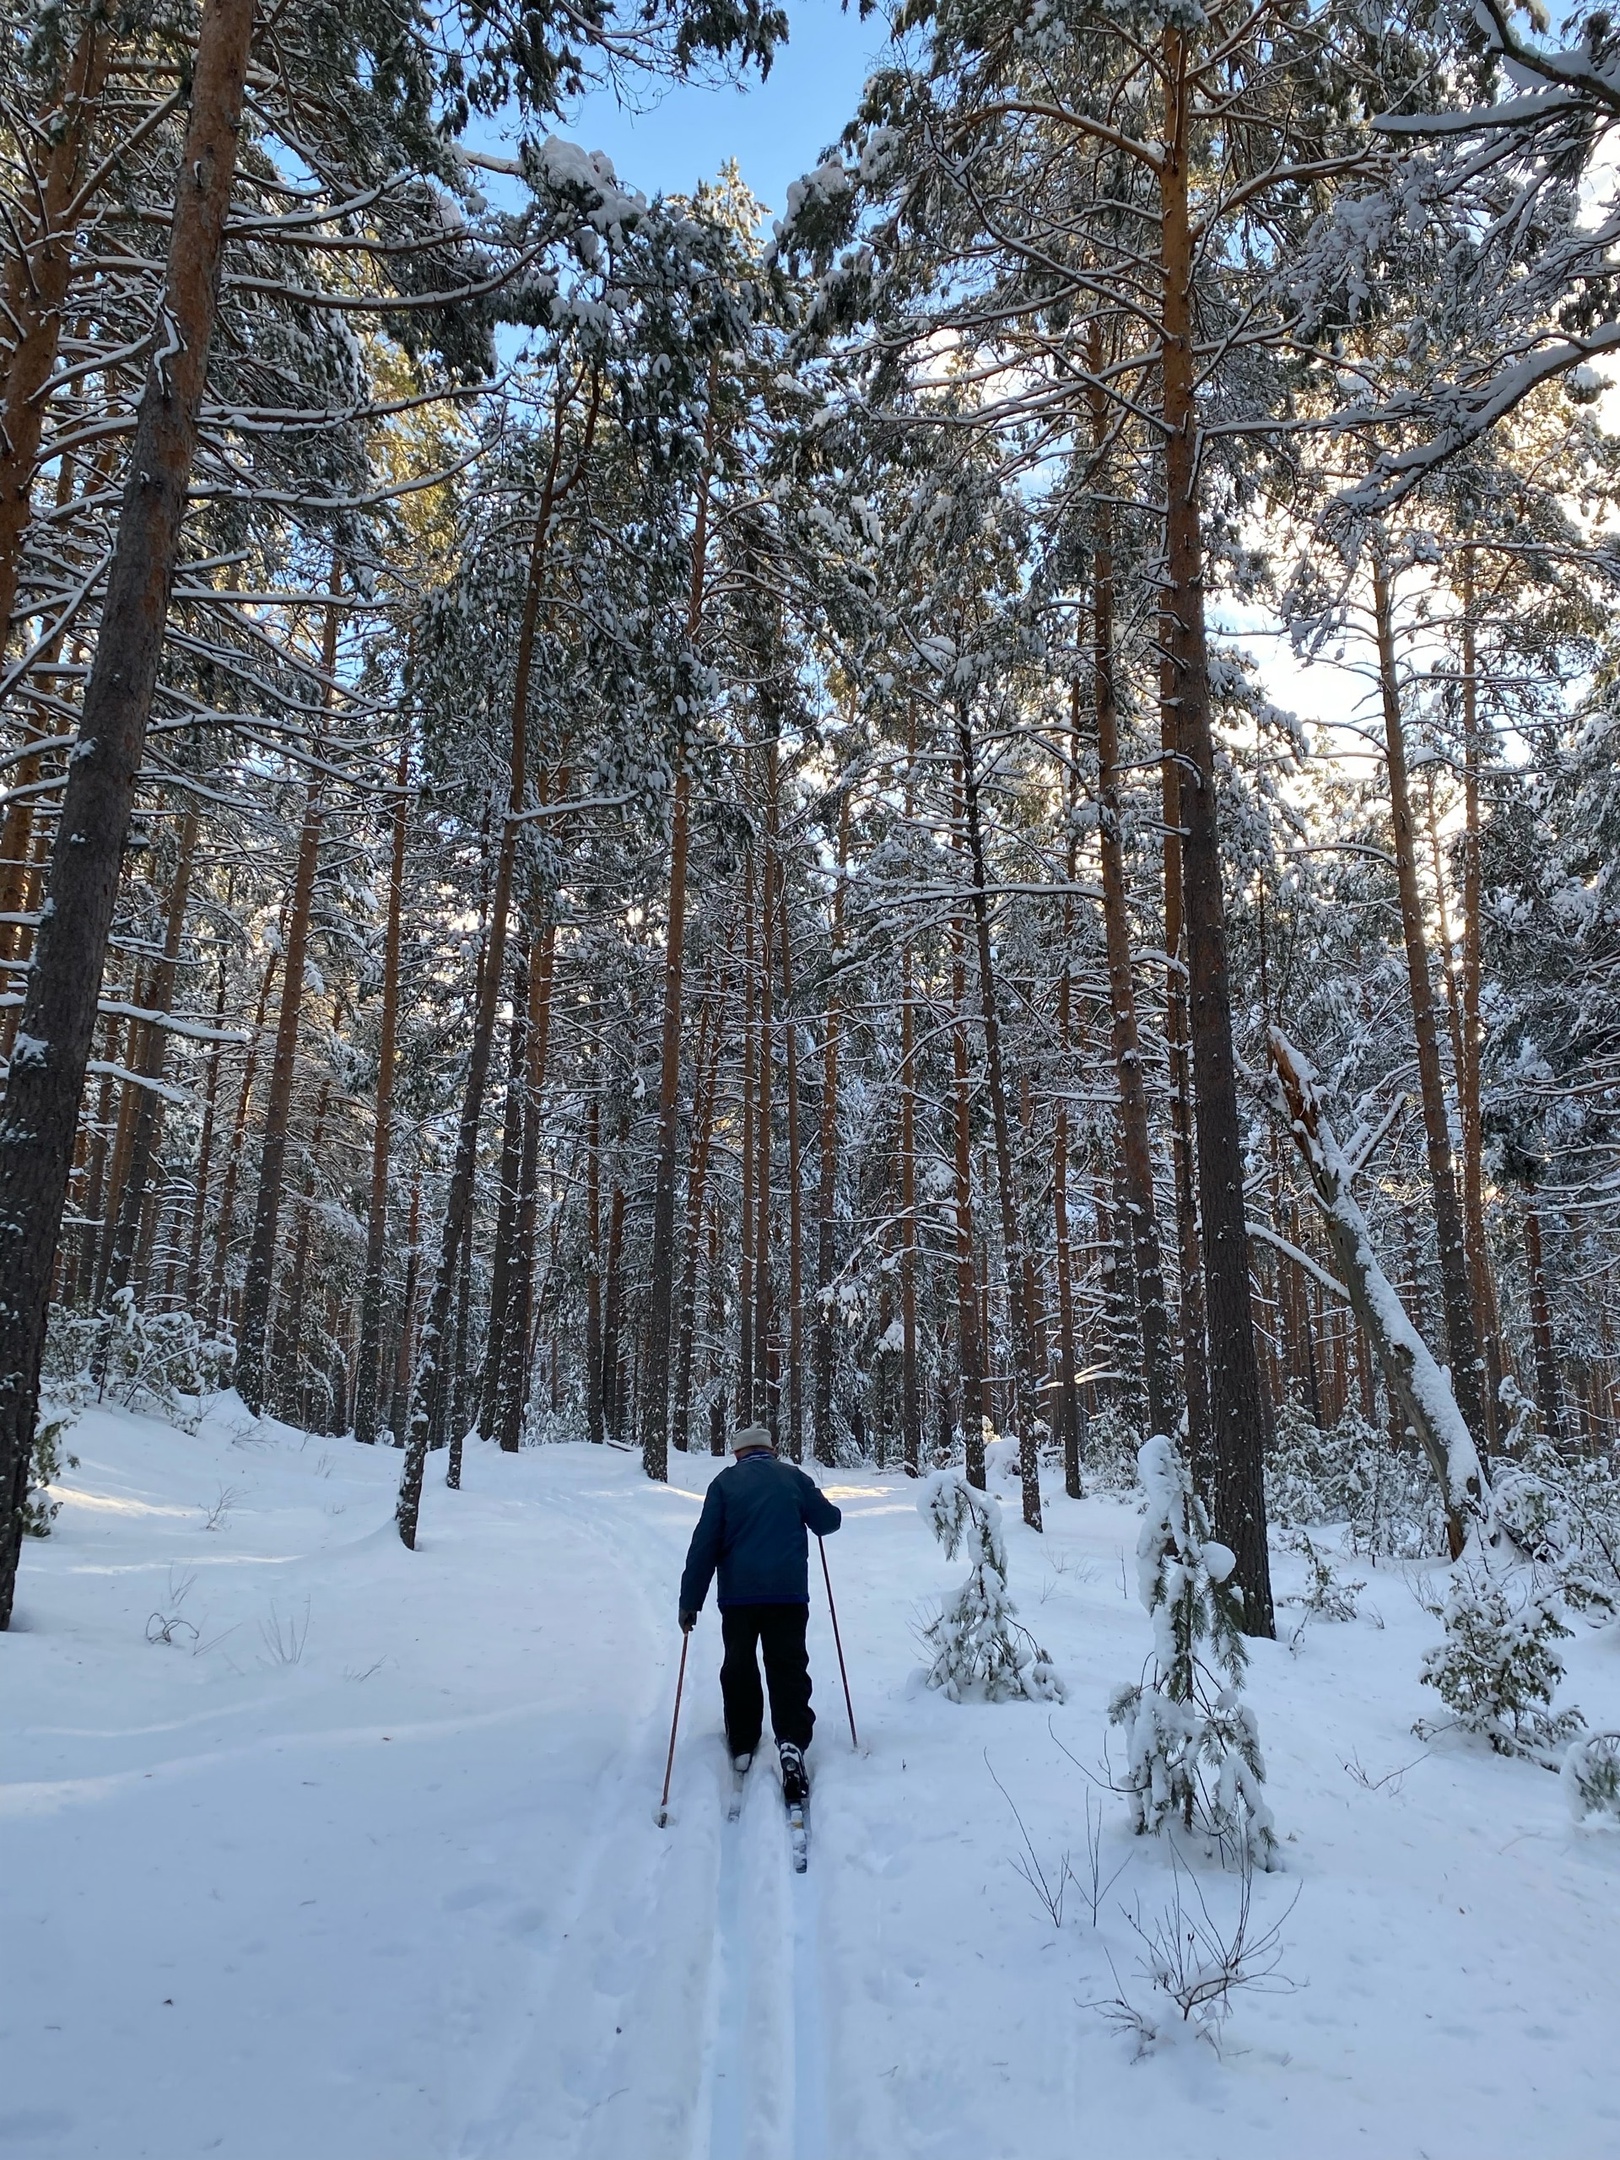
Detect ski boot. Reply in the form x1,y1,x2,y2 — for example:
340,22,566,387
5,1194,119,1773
778,1741,808,1806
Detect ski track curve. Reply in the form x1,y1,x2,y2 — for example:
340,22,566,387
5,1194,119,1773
696,1752,750,2160
692,1757,832,2160
452,1466,723,2160
451,1456,837,2160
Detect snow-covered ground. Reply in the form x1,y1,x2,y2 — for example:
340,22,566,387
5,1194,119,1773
4,1402,1619,2159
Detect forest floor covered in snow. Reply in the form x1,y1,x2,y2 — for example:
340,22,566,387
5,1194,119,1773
4,1402,1620,2159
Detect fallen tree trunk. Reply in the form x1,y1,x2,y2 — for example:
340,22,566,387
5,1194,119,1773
1266,1029,1488,1560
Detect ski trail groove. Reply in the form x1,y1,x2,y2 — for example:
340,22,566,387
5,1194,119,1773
453,1472,719,2160
697,1763,825,2160
790,1852,829,2160
702,1763,748,2160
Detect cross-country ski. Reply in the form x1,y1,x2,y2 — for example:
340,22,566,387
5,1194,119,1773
727,1750,752,1823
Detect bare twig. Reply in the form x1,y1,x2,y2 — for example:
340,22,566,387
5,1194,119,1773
1087,1842,1299,2052
986,1753,1071,1929
259,1599,311,1667
146,1568,197,1646
1341,1749,1429,1794
201,1484,236,1532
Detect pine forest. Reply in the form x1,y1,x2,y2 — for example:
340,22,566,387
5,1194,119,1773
4,0,1620,2149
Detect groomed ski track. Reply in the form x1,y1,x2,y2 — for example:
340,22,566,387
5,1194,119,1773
13,1410,1620,2160
455,1449,840,2160
695,1763,828,2160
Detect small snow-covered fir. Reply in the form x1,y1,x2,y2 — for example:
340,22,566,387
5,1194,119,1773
918,1471,1063,1703
1110,1434,1277,1866
1418,1567,1585,1762
1563,1731,1620,1826
45,1291,233,1433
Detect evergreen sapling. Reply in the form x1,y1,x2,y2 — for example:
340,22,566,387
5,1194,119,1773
24,1415,78,1539
1417,1568,1585,1762
918,1471,1063,1702
46,1293,233,1433
1110,1435,1278,1866
1562,1732,1620,1827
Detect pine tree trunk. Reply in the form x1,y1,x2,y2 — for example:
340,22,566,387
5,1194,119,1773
0,0,256,1626
0,456,87,1011
0,8,111,655
1523,1196,1565,1446
977,1208,996,1437
1019,1074,1051,1417
498,915,557,1452
672,968,725,1455
899,924,922,1475
206,942,280,1333
185,925,232,1311
754,826,776,1433
236,585,337,1414
272,1078,329,1413
600,1113,629,1441
396,819,509,1532
388,1172,421,1444
896,701,922,1474
778,896,805,1464
1371,550,1487,1457
640,407,713,1481
585,1076,603,1445
1053,925,1083,1499
950,775,986,1490
103,802,201,1299
1161,687,1213,1491
739,854,757,1429
447,1214,474,1482
956,703,1043,1531
1455,557,1506,1435
1085,445,1180,1441
478,944,530,1436
1424,770,1501,1420
1100,1157,1146,1421
640,763,693,1481
353,739,409,1442
93,1023,145,1310
77,1058,120,1308
813,797,847,1465
706,1200,727,1454
1159,55,1272,1629
396,376,598,1543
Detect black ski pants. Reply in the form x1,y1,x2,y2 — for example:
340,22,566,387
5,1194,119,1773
720,1602,814,1754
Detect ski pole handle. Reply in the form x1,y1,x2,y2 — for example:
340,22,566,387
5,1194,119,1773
819,1536,858,1750
658,1628,690,1824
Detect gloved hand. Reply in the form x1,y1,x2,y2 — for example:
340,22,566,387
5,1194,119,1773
679,1608,698,1634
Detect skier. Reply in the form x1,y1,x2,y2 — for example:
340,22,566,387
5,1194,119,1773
679,1423,842,1806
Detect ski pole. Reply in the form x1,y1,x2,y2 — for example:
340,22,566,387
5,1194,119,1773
818,1536,858,1750
656,1629,690,1828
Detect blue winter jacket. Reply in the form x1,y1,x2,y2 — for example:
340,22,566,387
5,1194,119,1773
679,1453,842,1611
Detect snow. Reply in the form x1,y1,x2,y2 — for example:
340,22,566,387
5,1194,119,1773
776,158,852,242
532,136,645,239
5,1404,1620,2156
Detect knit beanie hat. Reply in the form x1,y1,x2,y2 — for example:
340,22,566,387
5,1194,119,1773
730,1424,775,1455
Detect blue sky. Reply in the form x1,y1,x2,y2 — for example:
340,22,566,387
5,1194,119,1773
565,0,886,220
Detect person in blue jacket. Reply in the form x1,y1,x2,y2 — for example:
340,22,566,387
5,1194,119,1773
679,1423,842,1803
